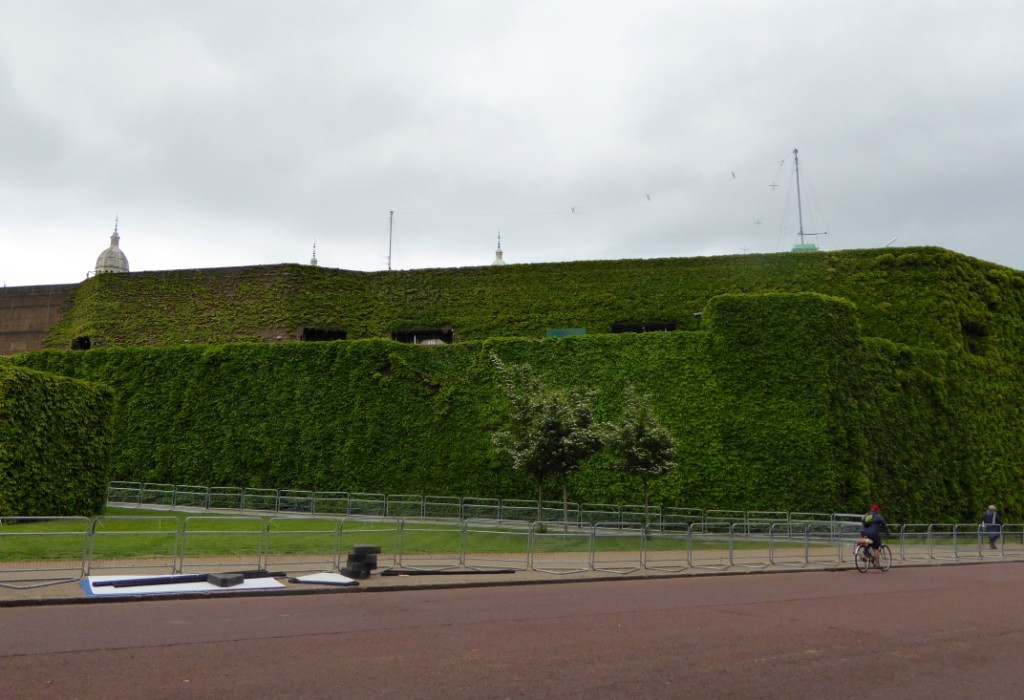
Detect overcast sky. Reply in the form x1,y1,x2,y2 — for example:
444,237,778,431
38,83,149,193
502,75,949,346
2,1,1022,287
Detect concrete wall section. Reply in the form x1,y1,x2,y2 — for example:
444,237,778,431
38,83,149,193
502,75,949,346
0,284,78,355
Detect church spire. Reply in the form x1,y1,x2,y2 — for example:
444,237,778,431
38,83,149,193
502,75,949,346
492,232,506,266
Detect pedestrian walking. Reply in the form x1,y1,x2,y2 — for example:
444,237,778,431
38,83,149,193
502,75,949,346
982,504,1002,550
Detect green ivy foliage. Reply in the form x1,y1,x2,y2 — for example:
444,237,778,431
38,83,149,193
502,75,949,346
43,248,1024,365
0,365,113,516
11,286,1024,523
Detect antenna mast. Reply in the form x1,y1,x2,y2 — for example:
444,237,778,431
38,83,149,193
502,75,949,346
794,148,806,245
791,148,826,251
388,210,393,271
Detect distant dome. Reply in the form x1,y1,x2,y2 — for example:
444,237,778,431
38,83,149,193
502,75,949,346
95,220,129,275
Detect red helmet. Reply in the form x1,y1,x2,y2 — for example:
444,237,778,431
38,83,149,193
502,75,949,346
870,504,881,512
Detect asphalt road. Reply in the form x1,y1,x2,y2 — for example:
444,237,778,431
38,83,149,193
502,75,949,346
1,563,1021,699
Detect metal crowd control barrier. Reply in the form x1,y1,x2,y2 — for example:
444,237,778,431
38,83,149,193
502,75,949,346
530,522,591,574
462,498,500,521
312,491,349,515
141,482,175,507
178,516,263,573
278,490,315,514
264,516,341,574
175,484,211,509
0,517,90,589
338,516,400,570
424,496,461,520
642,525,689,572
462,519,531,572
208,487,244,511
88,515,179,577
591,523,644,574
387,494,425,518
348,493,386,517
396,518,462,571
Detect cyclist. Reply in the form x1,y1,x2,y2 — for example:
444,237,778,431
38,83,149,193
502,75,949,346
859,504,890,568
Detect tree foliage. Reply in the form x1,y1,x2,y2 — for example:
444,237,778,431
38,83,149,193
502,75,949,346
491,354,603,521
604,385,678,521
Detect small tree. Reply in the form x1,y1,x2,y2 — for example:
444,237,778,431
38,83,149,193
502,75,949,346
491,355,603,526
604,386,678,527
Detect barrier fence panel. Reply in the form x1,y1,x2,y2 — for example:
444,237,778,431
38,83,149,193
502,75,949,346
769,522,809,568
789,513,832,535
140,483,175,508
727,523,770,570
972,523,1005,560
530,522,591,574
278,490,314,515
312,491,350,515
661,508,703,532
831,514,863,542
88,515,179,576
805,522,844,567
264,517,340,574
500,499,545,523
926,524,958,561
174,485,210,510
688,521,733,571
349,493,386,517
397,518,462,570
338,517,400,570
179,516,264,573
705,510,746,534
748,512,789,536
108,481,142,507
538,502,580,527
591,523,643,574
642,526,689,572
897,524,930,563
0,517,90,588
462,498,500,521
208,487,244,511
462,520,530,572
1000,524,1023,558
834,522,862,564
424,496,462,520
242,489,278,513
580,504,620,527
386,495,425,519
620,505,660,529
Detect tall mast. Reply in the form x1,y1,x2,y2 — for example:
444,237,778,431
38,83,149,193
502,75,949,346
388,210,393,271
794,148,806,245
790,147,825,251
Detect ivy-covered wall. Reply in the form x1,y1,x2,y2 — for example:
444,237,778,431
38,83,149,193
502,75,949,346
43,247,1024,363
0,364,113,516
13,290,1024,523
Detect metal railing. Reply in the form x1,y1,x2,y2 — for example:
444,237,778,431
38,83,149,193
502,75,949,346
104,482,848,535
3,513,1017,589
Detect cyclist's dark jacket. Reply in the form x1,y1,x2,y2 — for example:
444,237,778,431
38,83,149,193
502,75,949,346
860,512,889,542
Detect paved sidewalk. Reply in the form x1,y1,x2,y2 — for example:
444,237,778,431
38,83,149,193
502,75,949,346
3,557,993,606
0,562,849,606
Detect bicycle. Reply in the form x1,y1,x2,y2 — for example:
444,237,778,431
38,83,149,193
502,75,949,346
853,539,892,573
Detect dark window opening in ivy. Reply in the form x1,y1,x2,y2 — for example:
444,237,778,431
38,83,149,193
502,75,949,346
611,321,677,333
301,328,347,342
71,336,92,350
391,329,454,345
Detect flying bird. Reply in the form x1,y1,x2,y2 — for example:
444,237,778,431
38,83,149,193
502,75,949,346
731,171,736,179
